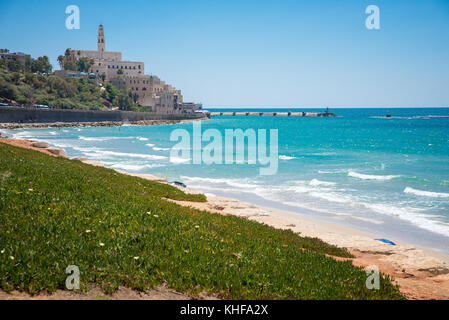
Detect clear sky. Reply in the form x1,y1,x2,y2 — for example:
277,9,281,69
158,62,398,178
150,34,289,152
1,0,448,108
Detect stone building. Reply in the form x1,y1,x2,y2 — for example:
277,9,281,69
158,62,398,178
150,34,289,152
0,51,29,65
63,25,185,112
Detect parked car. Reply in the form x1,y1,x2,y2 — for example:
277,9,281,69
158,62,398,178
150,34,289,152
33,104,49,109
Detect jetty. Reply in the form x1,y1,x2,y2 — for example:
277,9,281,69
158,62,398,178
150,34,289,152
209,110,337,117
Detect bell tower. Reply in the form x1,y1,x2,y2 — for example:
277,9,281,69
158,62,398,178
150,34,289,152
97,24,105,54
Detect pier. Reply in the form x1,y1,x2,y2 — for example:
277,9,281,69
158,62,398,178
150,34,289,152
209,111,337,117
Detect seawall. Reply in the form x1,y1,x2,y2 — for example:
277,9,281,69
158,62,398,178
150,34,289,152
0,106,206,124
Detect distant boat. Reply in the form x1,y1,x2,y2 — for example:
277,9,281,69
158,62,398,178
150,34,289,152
386,114,391,118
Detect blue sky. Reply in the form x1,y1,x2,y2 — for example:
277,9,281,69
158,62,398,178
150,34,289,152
1,0,448,108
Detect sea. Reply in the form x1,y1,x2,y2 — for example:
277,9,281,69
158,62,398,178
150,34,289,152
3,108,449,254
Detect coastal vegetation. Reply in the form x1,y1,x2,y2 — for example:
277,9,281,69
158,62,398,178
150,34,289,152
0,50,149,112
0,143,404,299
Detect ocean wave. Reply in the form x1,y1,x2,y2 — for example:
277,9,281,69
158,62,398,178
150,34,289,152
404,187,449,198
79,136,107,141
364,202,449,237
153,147,170,151
180,176,259,190
84,150,167,160
10,130,33,138
279,155,296,160
169,156,191,164
309,179,336,186
146,143,155,147
79,136,135,141
110,163,165,171
348,171,400,181
137,137,148,141
180,174,449,237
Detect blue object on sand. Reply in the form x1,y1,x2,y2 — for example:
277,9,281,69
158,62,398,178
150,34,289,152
374,238,396,245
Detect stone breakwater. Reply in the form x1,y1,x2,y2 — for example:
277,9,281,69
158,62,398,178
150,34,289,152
0,118,204,130
210,111,337,117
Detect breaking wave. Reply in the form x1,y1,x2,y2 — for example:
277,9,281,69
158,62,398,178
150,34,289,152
404,187,449,198
348,171,400,181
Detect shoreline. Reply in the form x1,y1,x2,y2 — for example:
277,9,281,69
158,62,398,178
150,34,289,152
1,137,449,299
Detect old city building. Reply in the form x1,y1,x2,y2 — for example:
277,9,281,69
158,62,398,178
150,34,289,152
59,25,198,113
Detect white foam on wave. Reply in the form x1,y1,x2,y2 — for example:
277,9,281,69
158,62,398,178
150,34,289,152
10,130,33,138
309,179,336,186
404,187,449,198
180,176,259,190
146,143,155,147
110,163,165,171
137,137,148,141
348,171,399,181
153,147,170,151
364,202,449,237
79,136,135,141
179,174,449,237
169,156,191,164
79,136,107,141
279,155,296,160
84,150,167,160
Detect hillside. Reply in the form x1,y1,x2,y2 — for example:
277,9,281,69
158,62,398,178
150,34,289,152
0,52,146,111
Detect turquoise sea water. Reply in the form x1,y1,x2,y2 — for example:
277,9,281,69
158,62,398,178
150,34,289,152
3,108,449,253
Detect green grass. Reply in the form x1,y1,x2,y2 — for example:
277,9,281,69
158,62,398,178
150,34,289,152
0,143,404,299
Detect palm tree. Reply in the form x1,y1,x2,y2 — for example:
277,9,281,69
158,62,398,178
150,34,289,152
57,55,65,69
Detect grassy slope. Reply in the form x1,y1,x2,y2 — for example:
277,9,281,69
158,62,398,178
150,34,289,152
0,143,403,299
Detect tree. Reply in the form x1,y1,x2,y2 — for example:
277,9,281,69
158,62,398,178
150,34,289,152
7,60,24,72
31,56,52,74
117,91,133,111
0,49,9,53
10,72,22,85
104,82,119,103
77,57,93,72
0,78,19,101
63,61,78,71
24,55,33,72
117,69,124,75
57,55,65,69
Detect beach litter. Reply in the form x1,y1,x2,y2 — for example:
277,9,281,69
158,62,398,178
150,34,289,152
374,238,396,245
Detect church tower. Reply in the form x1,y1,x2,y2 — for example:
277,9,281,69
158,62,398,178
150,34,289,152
97,24,105,54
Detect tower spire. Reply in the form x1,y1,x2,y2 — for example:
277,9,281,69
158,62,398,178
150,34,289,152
97,24,105,54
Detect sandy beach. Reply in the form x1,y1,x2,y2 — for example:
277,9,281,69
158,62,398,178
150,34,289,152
2,137,449,300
